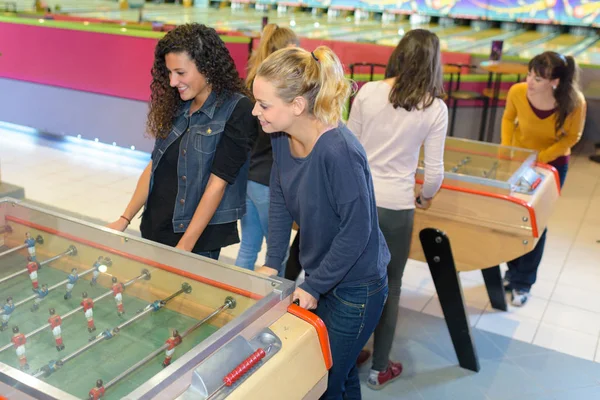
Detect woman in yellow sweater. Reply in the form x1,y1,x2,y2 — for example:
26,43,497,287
501,51,586,306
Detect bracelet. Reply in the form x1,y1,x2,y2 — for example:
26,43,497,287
120,215,131,225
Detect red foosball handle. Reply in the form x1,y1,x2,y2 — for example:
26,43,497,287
223,348,266,387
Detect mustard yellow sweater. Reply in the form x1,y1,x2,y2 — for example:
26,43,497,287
501,82,587,163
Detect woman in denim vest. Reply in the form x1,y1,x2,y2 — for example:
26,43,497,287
108,24,258,260
253,46,389,400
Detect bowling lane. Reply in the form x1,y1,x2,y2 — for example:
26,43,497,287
517,33,587,59
439,28,507,52
464,31,554,55
572,39,600,66
374,25,473,46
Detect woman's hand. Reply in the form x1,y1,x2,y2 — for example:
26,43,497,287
292,288,318,310
415,193,432,210
254,266,278,276
175,238,194,252
107,217,129,232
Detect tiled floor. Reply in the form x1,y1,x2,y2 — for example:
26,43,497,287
2,123,600,398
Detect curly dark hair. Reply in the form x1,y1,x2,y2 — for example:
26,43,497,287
147,24,248,139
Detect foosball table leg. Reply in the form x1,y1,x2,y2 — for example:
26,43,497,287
481,265,508,311
419,228,480,373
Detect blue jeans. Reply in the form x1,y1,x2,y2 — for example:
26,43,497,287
236,181,288,273
315,276,388,400
195,249,220,260
506,163,568,291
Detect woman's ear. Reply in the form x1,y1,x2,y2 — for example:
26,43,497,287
291,96,307,117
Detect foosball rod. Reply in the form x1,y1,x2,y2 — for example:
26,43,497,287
0,270,151,355
0,245,76,286
34,282,191,379
102,296,236,392
0,235,43,259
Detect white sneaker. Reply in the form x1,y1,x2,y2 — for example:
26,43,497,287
511,289,530,307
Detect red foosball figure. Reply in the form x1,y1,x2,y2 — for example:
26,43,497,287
26,257,40,290
81,292,96,333
48,308,65,351
162,330,182,367
111,277,125,316
11,326,28,371
89,379,105,400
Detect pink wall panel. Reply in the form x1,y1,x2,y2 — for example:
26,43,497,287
0,22,250,102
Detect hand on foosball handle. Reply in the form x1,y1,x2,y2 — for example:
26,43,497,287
292,288,317,310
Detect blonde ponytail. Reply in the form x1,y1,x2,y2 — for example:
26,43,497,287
246,24,299,93
257,46,351,126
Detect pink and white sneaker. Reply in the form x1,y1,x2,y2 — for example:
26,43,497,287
366,361,403,390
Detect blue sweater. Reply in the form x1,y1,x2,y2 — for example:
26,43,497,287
266,125,390,301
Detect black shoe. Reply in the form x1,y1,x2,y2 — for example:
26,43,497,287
22,364,29,371
56,345,62,351
0,324,7,332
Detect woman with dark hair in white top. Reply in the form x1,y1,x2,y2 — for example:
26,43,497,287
347,29,447,390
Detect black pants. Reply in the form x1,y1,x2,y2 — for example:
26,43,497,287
285,230,302,281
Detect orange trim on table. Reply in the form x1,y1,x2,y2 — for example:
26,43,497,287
287,304,333,370
5,216,262,300
535,162,561,195
415,179,539,238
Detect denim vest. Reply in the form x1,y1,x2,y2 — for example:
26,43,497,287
149,91,248,233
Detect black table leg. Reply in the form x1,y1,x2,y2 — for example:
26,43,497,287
481,265,508,311
419,228,480,372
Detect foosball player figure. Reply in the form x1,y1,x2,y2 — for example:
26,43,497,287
90,257,104,286
26,257,40,291
111,277,125,316
81,292,96,332
162,329,182,367
1,297,15,332
31,284,49,312
25,232,36,258
89,379,105,400
11,326,28,371
64,268,79,300
48,308,65,351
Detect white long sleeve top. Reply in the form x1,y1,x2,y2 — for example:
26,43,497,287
347,80,447,211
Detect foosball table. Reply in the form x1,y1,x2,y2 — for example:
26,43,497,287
0,199,331,400
412,137,560,372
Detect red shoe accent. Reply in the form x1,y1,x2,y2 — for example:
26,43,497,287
367,361,403,390
56,338,63,346
356,349,371,367
32,281,39,289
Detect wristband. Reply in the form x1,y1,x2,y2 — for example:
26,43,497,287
120,215,131,225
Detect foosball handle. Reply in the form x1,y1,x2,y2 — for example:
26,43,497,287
293,299,300,306
223,348,266,387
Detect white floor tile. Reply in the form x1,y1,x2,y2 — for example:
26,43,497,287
551,282,600,314
422,296,485,327
399,286,435,313
476,308,540,343
542,302,600,337
530,278,556,301
533,323,597,361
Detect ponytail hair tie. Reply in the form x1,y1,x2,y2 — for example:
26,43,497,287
557,53,567,66
311,51,319,62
